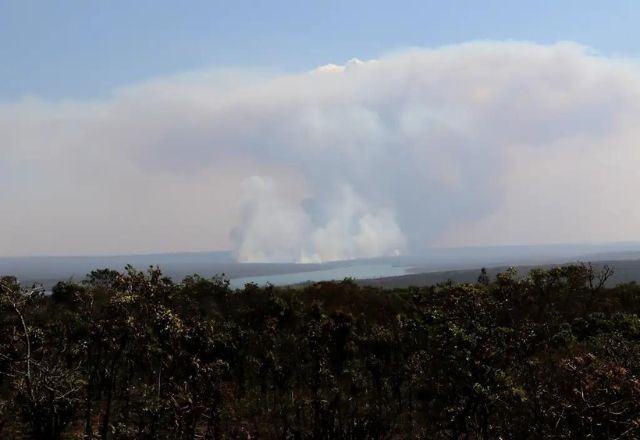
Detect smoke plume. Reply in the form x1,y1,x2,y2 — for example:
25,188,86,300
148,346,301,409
2,42,640,260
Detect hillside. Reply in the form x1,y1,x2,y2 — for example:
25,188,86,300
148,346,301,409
360,257,640,288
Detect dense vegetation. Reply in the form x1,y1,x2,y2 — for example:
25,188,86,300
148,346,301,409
1,264,639,439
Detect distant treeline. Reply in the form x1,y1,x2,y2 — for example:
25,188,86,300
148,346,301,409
1,264,639,439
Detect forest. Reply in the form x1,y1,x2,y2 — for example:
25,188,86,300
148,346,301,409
1,263,639,439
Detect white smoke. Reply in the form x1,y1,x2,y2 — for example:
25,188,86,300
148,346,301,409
3,41,640,260
231,177,405,262
231,176,310,262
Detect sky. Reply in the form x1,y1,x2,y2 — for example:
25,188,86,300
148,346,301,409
2,0,640,100
3,2,640,259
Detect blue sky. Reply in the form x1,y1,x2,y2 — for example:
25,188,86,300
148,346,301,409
1,0,639,100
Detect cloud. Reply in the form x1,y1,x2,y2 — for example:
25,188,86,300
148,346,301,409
2,41,640,260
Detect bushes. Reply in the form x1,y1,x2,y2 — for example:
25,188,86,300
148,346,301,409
0,264,639,439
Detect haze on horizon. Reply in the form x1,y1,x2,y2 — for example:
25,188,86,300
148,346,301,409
3,1,640,262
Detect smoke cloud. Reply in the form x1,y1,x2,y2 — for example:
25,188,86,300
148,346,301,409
2,42,640,260
231,177,405,262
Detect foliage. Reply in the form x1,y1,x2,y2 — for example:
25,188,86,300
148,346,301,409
0,264,638,439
